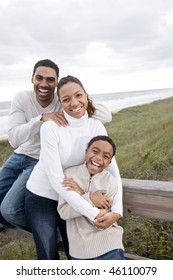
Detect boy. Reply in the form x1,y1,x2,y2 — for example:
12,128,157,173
58,135,124,260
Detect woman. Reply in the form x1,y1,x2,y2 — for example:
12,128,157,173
25,75,122,260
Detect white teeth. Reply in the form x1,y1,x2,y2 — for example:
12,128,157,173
72,107,81,112
39,89,49,93
91,161,101,167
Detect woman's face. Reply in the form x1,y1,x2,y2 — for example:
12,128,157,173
58,82,88,118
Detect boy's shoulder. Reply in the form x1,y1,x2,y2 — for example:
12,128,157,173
101,169,117,184
64,163,84,175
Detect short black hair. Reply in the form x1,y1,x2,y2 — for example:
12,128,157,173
87,135,116,157
32,59,59,79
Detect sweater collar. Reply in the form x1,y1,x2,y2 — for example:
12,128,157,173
63,111,88,127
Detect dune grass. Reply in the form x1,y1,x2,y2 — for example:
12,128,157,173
105,97,173,181
1,96,173,259
105,97,173,259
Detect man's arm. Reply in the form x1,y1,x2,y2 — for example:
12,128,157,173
92,103,112,124
8,93,68,148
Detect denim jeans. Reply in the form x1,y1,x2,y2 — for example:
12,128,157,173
70,249,125,260
0,152,38,230
25,189,69,260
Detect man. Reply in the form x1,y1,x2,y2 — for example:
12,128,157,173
0,59,112,233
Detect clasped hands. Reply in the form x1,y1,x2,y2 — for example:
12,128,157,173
62,178,121,229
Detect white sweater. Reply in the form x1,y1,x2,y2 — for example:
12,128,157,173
58,163,124,259
8,90,112,159
26,112,123,221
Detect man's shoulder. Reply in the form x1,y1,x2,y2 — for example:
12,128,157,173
13,90,34,101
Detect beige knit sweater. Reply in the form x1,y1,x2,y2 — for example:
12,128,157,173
58,163,124,259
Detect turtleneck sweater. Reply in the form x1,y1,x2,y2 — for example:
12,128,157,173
26,111,122,221
8,90,112,159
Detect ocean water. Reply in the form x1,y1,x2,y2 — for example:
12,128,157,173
0,88,173,137
91,87,173,112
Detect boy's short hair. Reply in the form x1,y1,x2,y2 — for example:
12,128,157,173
87,135,116,157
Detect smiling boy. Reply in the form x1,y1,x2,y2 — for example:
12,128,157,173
58,135,124,260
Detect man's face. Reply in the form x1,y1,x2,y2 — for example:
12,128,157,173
32,66,58,107
86,140,113,175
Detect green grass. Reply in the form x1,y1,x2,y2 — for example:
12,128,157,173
0,239,36,260
0,140,13,166
105,97,173,181
1,97,173,259
105,97,173,259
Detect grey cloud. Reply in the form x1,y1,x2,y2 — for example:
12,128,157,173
0,0,173,74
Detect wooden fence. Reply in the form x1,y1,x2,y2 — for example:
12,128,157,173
4,178,173,260
122,178,173,259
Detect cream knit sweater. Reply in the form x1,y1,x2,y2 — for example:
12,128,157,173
58,163,124,259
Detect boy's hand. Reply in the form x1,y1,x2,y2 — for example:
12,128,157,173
90,190,111,209
62,178,85,195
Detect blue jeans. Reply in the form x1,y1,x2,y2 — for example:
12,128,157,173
70,249,125,260
25,189,69,260
0,152,38,231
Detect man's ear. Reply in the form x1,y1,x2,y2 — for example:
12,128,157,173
31,76,34,83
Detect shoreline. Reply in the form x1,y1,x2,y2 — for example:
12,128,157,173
1,95,173,141
0,134,8,141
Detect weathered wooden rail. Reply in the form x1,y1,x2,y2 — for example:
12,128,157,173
122,178,173,259
122,178,173,222
3,178,173,260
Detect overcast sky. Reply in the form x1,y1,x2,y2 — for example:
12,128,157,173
1,0,173,101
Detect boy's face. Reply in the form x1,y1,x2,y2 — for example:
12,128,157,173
85,140,113,175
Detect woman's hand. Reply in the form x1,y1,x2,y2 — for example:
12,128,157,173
90,190,111,209
62,178,85,195
94,211,121,229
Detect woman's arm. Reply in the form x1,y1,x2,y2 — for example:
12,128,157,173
58,178,86,219
58,196,83,220
107,157,123,216
40,121,100,221
94,157,123,228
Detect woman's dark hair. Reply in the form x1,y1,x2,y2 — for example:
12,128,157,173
57,75,96,117
32,59,59,79
87,135,116,157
